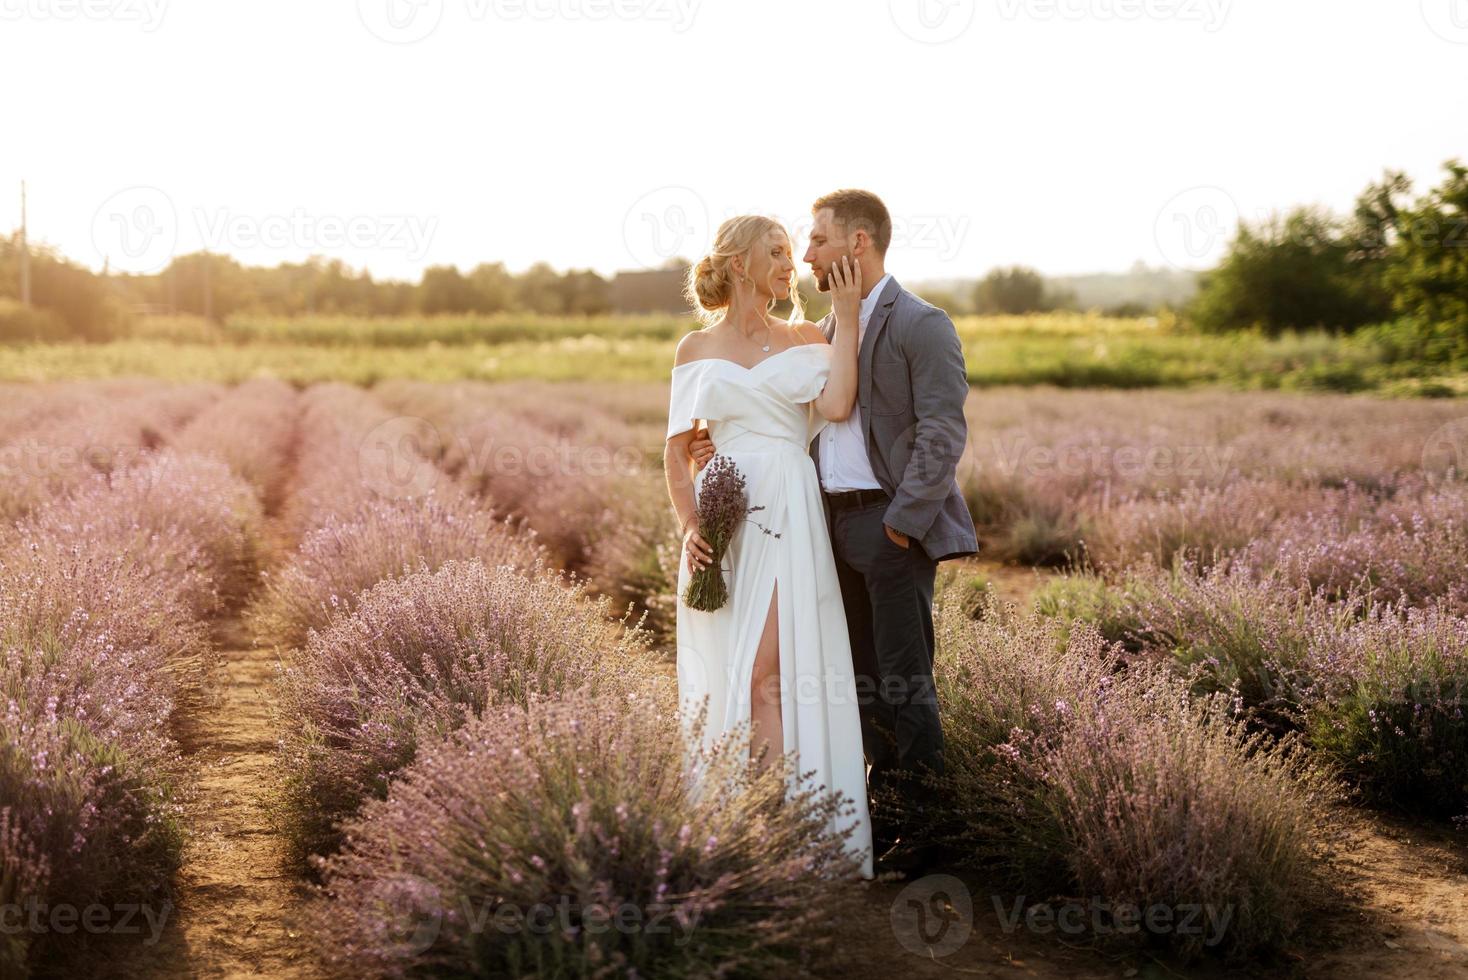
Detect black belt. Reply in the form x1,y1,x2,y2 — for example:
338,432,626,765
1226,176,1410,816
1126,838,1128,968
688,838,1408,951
823,488,890,511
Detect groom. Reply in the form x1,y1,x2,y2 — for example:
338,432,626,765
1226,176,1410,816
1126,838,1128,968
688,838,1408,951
690,189,978,872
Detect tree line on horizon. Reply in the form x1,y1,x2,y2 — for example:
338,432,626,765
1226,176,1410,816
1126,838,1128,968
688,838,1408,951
0,248,632,341
0,160,1463,356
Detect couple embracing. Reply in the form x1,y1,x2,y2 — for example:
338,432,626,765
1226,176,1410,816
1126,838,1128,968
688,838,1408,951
662,189,978,881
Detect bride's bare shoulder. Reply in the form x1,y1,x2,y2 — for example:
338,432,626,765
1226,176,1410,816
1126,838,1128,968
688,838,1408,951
792,321,828,346
674,328,712,366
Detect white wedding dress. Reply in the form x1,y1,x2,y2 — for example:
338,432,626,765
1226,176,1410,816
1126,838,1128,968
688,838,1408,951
666,341,874,880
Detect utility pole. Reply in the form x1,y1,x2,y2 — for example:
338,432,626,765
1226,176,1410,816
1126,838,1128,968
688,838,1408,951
19,180,31,307
202,250,213,321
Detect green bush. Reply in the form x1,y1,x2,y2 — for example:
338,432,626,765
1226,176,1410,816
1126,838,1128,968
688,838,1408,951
1031,572,1146,649
0,299,69,343
0,242,130,341
1305,603,1468,821
1190,208,1391,336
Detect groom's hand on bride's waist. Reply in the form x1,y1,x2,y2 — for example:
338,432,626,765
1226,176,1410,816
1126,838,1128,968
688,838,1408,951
691,426,715,470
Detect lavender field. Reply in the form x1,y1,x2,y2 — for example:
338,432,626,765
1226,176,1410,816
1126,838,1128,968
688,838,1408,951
1,378,1465,979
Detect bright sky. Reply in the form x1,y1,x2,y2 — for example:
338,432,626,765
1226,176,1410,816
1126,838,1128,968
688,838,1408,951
2,0,1464,283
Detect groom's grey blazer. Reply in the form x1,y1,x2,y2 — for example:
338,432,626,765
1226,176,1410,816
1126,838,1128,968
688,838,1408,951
811,275,979,562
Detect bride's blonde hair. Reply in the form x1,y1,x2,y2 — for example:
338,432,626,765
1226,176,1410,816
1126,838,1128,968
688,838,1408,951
685,215,805,328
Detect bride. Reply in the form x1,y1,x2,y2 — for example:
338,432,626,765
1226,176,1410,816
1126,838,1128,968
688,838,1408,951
662,214,873,879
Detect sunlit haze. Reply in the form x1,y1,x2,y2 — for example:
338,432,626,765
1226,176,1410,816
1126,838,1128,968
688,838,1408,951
3,0,1465,282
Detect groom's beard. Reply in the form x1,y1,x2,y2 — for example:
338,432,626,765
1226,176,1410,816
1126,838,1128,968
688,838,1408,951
812,270,831,292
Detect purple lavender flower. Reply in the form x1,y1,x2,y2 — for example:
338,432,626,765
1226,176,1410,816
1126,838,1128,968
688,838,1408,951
682,455,778,612
309,692,863,979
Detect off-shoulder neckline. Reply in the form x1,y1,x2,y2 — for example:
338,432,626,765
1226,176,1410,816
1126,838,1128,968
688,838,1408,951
672,342,828,373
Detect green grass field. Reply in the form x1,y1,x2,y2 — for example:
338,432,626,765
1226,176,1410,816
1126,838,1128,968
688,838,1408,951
0,312,1459,395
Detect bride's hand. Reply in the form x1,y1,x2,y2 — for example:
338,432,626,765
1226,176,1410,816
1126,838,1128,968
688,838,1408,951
830,255,862,331
683,519,713,573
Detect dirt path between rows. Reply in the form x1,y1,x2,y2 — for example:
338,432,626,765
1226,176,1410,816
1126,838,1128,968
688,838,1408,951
34,492,330,980
58,603,326,980
160,612,322,979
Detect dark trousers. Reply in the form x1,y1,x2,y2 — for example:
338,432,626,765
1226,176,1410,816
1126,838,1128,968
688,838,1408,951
829,497,942,845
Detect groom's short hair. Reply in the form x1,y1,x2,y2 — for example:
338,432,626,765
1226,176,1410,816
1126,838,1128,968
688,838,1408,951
813,189,893,256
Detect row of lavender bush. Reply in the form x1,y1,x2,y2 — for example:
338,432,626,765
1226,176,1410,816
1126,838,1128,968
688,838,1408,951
373,379,683,637
248,383,543,650
260,381,596,867
312,691,867,979
955,387,1466,567
905,587,1339,963
261,385,868,977
0,381,221,522
954,388,1468,829
371,382,1468,632
1034,559,1468,824
286,558,867,978
0,381,297,978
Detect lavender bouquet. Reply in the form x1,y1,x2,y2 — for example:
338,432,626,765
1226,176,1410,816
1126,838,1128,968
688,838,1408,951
683,454,779,611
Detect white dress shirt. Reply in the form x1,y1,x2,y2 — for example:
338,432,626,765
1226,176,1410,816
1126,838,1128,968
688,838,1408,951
818,272,892,493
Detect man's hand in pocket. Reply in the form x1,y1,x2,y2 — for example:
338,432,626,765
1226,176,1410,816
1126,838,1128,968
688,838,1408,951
690,425,715,470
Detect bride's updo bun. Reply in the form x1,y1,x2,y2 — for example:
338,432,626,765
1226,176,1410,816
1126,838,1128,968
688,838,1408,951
690,252,733,313
685,214,801,326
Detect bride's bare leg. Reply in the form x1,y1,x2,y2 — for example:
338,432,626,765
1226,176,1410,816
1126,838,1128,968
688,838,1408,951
749,582,783,772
